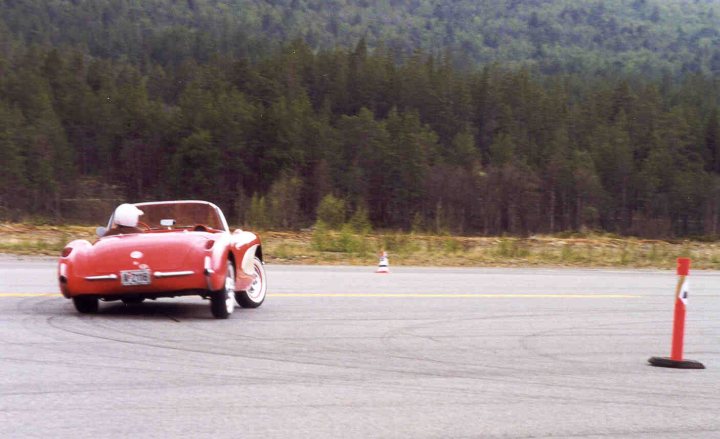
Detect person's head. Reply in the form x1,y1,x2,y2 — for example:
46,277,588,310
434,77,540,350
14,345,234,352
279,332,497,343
113,203,144,228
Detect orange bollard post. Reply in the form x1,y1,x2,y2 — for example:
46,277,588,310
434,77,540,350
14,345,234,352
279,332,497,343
670,258,690,361
648,258,704,369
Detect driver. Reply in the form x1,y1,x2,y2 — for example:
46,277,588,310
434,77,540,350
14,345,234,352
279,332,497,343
104,203,145,236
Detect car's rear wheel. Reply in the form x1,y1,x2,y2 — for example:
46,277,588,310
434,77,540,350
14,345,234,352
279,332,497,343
210,261,235,319
73,296,99,314
237,257,266,308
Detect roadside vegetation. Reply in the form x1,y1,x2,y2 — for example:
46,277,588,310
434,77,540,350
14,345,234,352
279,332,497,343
4,221,720,270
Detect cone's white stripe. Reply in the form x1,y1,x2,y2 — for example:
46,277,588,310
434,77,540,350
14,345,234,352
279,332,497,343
679,278,689,305
376,251,390,273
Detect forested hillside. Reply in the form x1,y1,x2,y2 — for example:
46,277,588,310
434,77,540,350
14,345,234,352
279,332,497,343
3,0,720,74
2,1,720,237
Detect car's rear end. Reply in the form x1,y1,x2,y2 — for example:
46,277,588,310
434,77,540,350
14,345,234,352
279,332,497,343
59,200,250,318
59,232,222,300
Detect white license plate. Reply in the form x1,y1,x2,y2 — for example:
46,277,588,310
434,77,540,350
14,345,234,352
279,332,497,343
121,269,151,286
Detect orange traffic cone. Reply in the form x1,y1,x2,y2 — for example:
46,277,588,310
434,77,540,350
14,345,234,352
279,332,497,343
376,251,390,274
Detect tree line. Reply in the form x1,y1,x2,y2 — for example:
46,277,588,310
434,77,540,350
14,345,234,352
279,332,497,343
1,40,720,237
4,0,720,76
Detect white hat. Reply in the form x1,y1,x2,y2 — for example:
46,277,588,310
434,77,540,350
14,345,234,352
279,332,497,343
114,203,144,227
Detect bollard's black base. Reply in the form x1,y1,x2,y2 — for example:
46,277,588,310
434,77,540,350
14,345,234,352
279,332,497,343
648,356,705,369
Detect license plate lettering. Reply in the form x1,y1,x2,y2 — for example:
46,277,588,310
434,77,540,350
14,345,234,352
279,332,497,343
121,269,151,286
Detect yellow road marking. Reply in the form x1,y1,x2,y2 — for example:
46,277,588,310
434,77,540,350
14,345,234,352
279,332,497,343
0,292,639,299
0,293,61,297
269,293,639,299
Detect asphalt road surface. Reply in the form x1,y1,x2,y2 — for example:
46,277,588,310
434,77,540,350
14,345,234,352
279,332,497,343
1,254,719,438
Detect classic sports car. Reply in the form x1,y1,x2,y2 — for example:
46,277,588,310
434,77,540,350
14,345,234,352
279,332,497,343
58,200,266,319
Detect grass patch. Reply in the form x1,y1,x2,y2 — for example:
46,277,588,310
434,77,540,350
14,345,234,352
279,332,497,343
4,222,720,269
494,238,530,259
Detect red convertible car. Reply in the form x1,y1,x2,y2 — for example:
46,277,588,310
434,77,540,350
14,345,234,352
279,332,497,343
58,200,266,318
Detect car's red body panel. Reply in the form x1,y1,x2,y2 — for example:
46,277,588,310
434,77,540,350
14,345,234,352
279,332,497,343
58,201,262,301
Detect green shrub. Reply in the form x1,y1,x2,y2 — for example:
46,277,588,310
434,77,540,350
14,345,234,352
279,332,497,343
311,221,368,254
348,206,372,234
311,220,333,251
338,223,366,253
316,194,345,229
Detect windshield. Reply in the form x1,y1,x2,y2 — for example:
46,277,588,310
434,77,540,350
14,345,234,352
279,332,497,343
108,201,228,232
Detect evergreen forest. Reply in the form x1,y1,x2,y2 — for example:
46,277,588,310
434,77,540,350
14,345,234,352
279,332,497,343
2,0,720,237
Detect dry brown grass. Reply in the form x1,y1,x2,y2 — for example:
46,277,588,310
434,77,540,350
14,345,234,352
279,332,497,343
259,230,720,269
3,223,719,269
0,223,96,255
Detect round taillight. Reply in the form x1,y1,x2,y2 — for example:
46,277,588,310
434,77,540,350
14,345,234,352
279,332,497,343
61,247,73,257
205,240,215,250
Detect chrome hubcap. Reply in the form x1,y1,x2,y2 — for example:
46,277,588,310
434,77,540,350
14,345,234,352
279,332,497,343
247,263,264,301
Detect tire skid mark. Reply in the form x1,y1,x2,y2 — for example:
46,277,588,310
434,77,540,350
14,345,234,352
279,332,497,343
6,295,718,414
518,317,703,365
377,312,720,405
45,315,298,383
11,298,294,385
14,300,584,404
23,298,319,385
